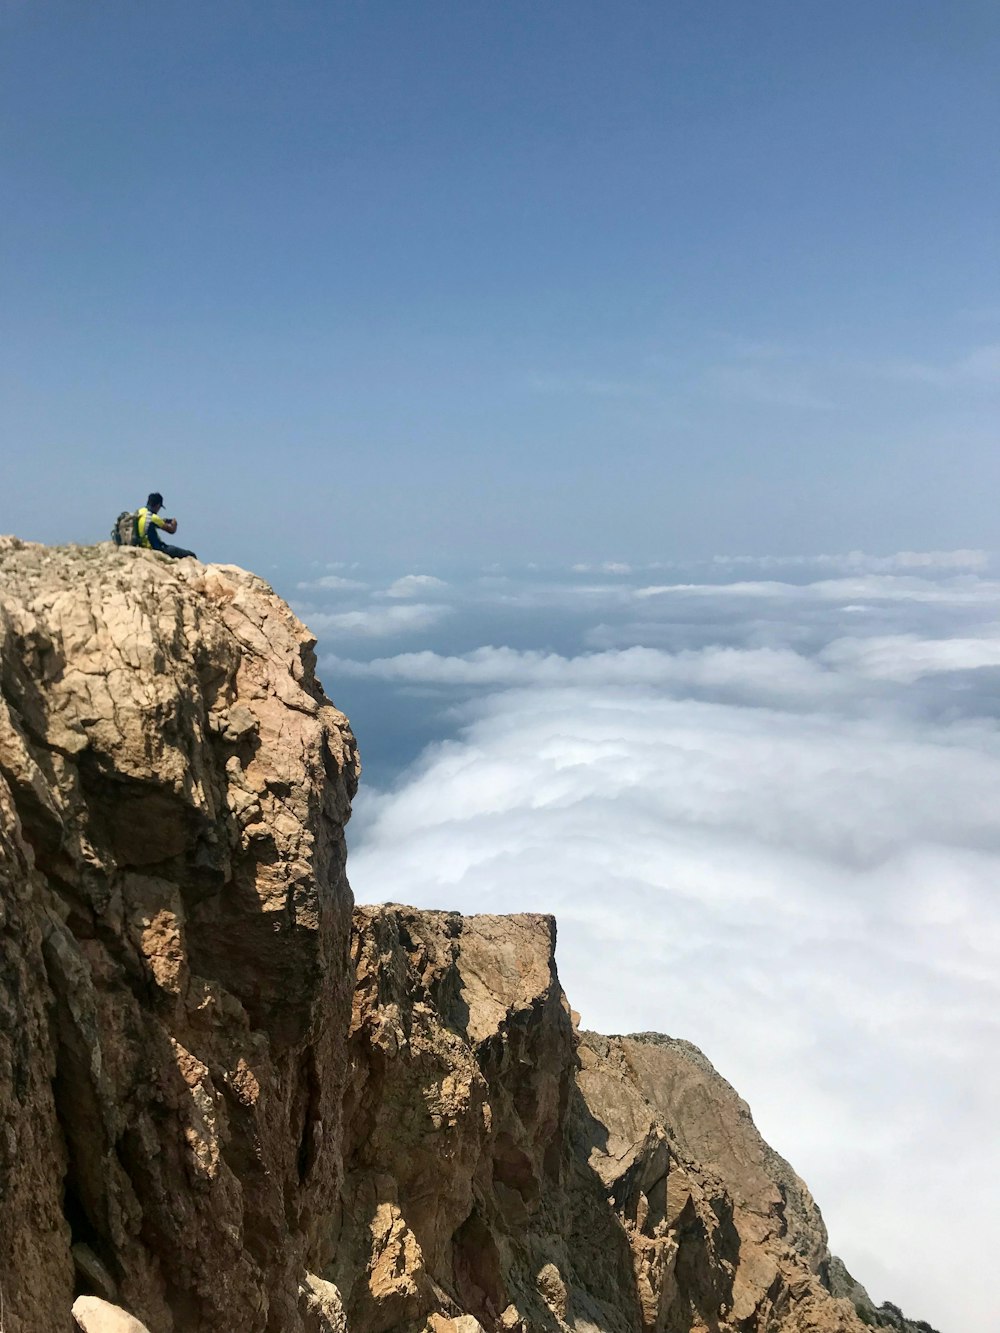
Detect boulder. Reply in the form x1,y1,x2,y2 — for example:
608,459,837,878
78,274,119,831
72,1296,152,1333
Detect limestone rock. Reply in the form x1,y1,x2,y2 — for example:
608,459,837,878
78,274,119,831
72,1296,152,1332
331,905,580,1331
331,904,882,1333
0,539,358,1332
575,1031,870,1332
330,905,650,1332
298,1273,349,1332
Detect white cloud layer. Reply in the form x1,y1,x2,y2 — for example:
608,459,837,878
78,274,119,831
296,573,368,591
711,549,990,573
301,602,451,638
328,635,1000,702
633,573,1000,604
340,561,1000,1333
381,573,450,599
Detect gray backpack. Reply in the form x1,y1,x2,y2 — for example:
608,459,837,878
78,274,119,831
111,511,139,546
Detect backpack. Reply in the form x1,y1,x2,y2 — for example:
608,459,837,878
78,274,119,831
111,511,139,546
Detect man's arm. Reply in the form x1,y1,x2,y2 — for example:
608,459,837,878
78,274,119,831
143,511,170,549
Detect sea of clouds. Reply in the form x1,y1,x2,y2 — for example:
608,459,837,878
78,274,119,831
293,550,1000,1333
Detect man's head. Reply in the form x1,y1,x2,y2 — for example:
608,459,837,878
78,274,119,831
147,492,164,512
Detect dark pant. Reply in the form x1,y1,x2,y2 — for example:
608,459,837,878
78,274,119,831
156,541,197,560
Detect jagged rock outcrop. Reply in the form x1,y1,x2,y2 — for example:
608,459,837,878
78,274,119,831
575,1032,863,1332
327,907,875,1333
0,540,932,1333
329,905,641,1333
0,539,358,1332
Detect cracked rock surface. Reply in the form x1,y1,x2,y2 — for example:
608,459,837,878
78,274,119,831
575,1032,870,1333
0,539,358,1332
331,908,880,1333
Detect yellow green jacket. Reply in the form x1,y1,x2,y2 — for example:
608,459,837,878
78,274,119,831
136,507,167,548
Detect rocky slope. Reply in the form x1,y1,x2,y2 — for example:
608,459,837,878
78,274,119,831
0,540,933,1333
576,1032,858,1333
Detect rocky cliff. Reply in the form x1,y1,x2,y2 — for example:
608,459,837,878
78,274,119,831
0,540,933,1333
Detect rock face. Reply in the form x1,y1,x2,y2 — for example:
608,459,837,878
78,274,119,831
575,1033,864,1333
0,541,931,1333
0,539,358,1332
328,908,872,1333
330,905,640,1333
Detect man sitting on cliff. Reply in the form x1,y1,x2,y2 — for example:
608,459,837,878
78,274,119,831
136,492,197,560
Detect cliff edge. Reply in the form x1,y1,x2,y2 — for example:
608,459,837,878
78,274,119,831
0,540,932,1333
0,538,358,1331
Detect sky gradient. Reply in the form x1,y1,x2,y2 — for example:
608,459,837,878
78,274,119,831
3,1,999,566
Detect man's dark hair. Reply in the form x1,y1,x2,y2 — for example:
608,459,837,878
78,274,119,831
147,492,164,509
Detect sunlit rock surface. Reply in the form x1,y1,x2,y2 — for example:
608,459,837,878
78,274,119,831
0,539,358,1331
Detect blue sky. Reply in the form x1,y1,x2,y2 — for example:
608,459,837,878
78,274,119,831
3,0,999,567
4,7,1000,1328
